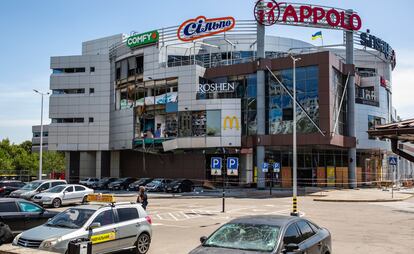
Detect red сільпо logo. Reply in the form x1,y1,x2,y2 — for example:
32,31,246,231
177,16,235,42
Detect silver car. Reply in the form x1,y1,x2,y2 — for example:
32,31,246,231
10,180,67,200
32,184,94,208
13,203,152,254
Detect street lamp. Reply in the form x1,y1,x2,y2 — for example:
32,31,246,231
33,89,50,180
290,55,301,216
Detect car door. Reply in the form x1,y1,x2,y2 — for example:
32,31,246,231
282,223,305,254
296,220,320,254
17,201,47,230
0,201,24,233
74,185,88,202
62,186,76,205
114,207,142,249
88,208,119,254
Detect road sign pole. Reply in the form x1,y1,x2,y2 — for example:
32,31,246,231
222,156,226,213
270,167,273,196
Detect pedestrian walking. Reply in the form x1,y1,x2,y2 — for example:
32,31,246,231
137,186,148,210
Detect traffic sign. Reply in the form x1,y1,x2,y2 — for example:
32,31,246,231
388,156,398,166
273,162,280,173
211,157,222,170
211,169,222,176
262,162,269,173
227,157,239,176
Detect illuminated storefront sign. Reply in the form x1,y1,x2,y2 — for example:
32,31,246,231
177,16,236,42
126,30,159,48
197,83,235,94
254,0,362,31
223,116,240,130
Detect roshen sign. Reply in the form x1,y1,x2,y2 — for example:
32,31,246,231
197,83,235,94
178,16,236,42
254,0,362,31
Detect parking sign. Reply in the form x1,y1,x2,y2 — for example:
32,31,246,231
273,162,280,173
262,162,269,173
227,157,239,176
211,157,222,176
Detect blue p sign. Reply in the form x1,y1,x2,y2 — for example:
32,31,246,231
211,157,222,170
227,157,239,170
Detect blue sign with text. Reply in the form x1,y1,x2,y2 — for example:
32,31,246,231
227,157,239,170
273,162,280,172
211,157,222,169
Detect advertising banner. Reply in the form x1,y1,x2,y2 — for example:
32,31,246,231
327,166,335,187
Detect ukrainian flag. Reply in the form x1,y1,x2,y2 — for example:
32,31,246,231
312,31,322,40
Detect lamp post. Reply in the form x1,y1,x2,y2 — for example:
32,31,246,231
290,56,301,216
33,89,49,180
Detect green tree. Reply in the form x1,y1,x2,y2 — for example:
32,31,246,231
42,151,65,174
19,140,33,154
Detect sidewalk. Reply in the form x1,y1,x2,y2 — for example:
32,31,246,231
311,188,413,202
0,244,54,254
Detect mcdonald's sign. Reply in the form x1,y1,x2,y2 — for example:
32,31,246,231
223,116,240,130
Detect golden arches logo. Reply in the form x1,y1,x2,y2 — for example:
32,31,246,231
223,116,240,130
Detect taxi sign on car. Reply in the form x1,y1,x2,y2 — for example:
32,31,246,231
86,193,115,203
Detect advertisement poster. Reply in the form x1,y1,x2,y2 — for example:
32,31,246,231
327,166,335,186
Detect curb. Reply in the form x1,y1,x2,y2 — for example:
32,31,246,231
313,195,412,203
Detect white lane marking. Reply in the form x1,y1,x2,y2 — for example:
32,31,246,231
168,212,179,221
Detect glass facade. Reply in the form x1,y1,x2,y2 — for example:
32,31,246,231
267,66,319,134
332,68,347,135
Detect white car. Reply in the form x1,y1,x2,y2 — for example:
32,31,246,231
32,184,94,208
79,178,100,187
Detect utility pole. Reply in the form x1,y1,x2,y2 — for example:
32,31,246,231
290,56,301,216
33,89,49,180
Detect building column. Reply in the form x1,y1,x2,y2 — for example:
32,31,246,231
346,9,357,188
96,151,102,179
79,152,96,179
256,22,266,189
64,152,70,182
110,151,120,177
240,153,253,184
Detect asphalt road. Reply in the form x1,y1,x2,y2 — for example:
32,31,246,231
7,193,414,254
140,195,414,254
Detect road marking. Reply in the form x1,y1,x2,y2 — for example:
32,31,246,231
168,212,179,221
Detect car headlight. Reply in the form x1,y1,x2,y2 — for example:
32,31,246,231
173,185,179,188
41,238,60,248
12,233,22,245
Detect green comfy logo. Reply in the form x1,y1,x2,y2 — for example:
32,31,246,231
126,30,159,48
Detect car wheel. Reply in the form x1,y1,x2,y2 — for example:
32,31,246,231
82,196,88,204
136,233,151,254
52,198,61,208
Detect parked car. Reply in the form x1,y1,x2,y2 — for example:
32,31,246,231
32,184,94,208
0,198,58,235
108,177,137,190
9,180,67,200
0,180,26,197
145,178,172,192
165,179,194,193
91,177,118,190
79,178,100,187
13,202,152,254
190,215,331,254
128,178,153,191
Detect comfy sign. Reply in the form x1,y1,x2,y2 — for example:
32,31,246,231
178,16,236,42
254,0,362,31
127,30,159,48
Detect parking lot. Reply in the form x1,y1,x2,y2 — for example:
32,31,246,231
44,193,414,254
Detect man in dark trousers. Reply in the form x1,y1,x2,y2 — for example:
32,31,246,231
137,186,148,210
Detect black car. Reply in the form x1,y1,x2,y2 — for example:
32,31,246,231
91,177,118,189
190,215,331,254
128,178,153,191
108,177,137,190
0,181,25,197
145,178,172,192
0,198,58,235
165,179,194,193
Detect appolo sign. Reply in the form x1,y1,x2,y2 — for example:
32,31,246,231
254,0,362,31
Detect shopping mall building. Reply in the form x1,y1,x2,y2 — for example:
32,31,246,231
47,2,413,187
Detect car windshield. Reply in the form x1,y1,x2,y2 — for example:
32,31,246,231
203,223,280,252
46,208,95,229
115,178,127,182
170,180,181,185
46,185,66,193
21,182,42,190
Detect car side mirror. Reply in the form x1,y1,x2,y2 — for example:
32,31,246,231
283,243,301,253
89,222,101,230
200,236,207,244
